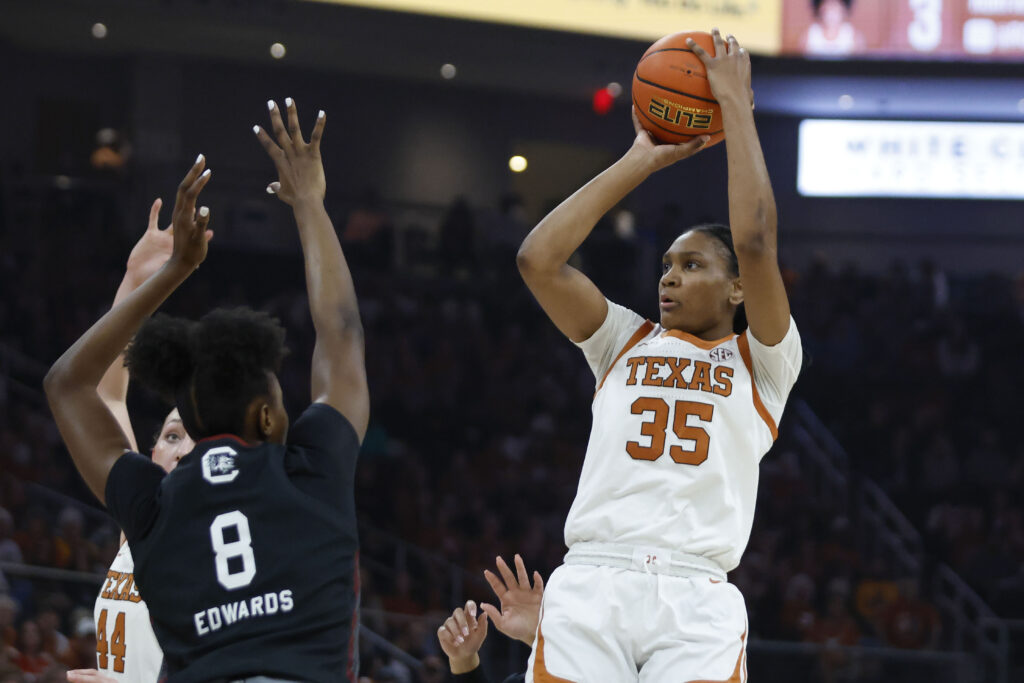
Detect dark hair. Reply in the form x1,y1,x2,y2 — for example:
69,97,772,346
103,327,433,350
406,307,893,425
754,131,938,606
682,223,746,333
812,0,852,15
125,307,288,439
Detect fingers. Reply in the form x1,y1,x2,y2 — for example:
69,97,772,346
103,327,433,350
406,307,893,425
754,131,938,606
175,158,211,220
284,97,305,145
712,27,726,55
514,553,529,588
480,602,502,624
453,605,470,638
483,568,507,598
675,136,711,159
533,570,545,592
444,614,465,645
727,34,740,56
437,622,458,651
175,155,206,209
147,198,163,232
196,206,211,237
253,125,286,164
310,109,326,151
267,100,292,151
687,37,710,63
496,555,517,589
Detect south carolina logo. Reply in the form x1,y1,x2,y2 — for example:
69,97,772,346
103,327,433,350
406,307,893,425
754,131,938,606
709,347,734,362
202,446,240,485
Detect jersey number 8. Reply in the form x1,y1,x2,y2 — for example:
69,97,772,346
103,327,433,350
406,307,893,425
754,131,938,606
210,510,257,590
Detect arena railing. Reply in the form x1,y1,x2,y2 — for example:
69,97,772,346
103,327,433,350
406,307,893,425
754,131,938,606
790,399,1009,683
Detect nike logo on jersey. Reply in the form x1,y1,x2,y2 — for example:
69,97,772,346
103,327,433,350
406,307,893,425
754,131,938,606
624,357,733,396
100,570,143,603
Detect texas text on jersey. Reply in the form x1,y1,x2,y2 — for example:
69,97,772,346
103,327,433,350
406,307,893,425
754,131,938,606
105,403,361,683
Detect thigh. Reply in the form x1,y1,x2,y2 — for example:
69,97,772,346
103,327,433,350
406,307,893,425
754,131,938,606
526,564,639,683
638,579,748,683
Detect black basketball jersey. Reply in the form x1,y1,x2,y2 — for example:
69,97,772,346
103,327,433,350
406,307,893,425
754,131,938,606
106,403,360,683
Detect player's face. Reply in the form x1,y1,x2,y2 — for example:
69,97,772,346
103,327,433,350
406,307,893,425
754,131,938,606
658,231,740,335
151,409,194,473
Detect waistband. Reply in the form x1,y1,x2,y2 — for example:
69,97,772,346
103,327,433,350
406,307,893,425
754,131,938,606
565,542,727,581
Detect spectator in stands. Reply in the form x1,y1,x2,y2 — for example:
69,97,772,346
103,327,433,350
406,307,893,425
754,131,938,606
0,597,17,650
34,601,68,662
879,579,941,650
13,620,52,674
59,616,95,671
0,510,21,564
52,508,92,573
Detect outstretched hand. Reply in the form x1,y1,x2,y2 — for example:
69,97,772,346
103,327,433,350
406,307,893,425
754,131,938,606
437,600,489,675
169,156,213,270
254,98,326,206
481,554,544,646
687,28,754,108
127,197,212,285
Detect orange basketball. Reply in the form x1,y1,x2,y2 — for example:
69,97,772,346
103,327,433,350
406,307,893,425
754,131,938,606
632,31,724,147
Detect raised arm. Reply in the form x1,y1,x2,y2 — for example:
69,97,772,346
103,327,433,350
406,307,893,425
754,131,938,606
255,99,369,440
690,30,790,345
44,160,212,503
96,198,181,452
517,112,708,342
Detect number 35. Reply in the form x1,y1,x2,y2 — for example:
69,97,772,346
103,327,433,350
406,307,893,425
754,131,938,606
626,397,713,466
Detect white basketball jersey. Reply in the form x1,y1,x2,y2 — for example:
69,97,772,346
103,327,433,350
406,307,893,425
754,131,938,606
565,300,802,572
93,543,163,682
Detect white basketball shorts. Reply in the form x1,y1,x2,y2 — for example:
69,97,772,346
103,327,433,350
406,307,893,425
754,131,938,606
525,544,748,683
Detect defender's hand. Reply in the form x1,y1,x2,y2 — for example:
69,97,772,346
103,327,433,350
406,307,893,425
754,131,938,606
687,29,754,108
254,98,326,206
481,554,544,646
437,600,489,675
169,156,213,270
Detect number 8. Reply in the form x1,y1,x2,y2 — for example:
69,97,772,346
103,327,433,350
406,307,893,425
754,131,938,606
210,511,257,590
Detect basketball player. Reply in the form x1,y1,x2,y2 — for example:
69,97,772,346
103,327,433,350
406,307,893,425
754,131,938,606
66,199,196,683
516,30,801,681
45,98,368,682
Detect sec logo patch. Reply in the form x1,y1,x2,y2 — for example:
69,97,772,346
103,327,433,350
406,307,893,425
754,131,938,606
709,347,734,362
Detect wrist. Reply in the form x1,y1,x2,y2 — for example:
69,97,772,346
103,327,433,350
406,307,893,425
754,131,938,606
449,653,480,675
620,146,657,178
717,90,753,114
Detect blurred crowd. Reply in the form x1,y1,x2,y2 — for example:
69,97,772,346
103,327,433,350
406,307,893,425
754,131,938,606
0,182,1021,682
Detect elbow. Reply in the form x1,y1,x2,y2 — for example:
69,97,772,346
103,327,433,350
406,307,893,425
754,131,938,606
516,243,550,276
733,220,777,257
43,361,68,397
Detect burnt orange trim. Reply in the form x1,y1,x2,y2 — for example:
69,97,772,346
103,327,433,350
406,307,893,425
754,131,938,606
595,320,656,395
737,333,778,441
197,434,250,446
686,631,747,683
534,608,575,683
662,329,736,350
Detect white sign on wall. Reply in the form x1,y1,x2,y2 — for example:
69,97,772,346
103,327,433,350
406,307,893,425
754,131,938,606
797,119,1024,200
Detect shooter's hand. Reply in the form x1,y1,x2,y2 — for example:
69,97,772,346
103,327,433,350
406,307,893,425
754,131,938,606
629,105,710,174
254,98,326,206
687,28,754,109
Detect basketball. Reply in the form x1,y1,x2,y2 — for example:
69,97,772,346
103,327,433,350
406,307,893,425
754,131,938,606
632,31,724,147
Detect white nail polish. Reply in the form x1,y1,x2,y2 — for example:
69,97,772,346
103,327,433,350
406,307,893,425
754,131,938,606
285,97,293,107
195,154,203,164
198,207,209,217
266,186,275,194
252,125,260,134
267,100,275,110
200,169,211,178
318,110,325,119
